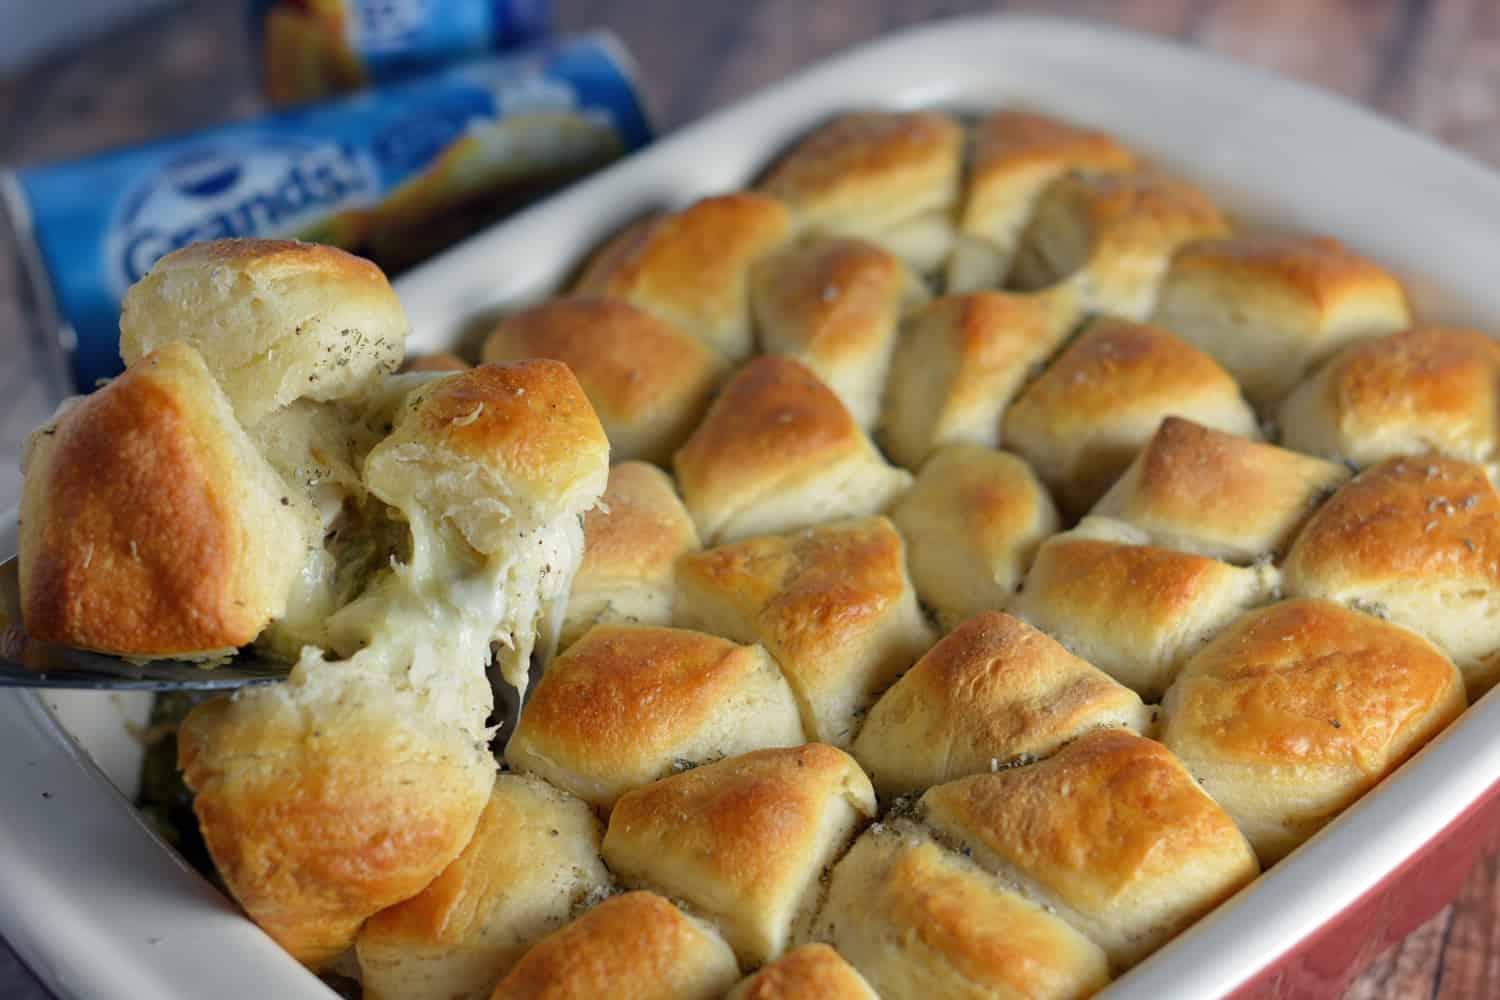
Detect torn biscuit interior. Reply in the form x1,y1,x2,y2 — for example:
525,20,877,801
268,364,603,706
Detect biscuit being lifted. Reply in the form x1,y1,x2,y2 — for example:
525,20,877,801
180,359,610,967
350,360,610,689
19,341,311,656
674,355,912,544
119,239,407,424
34,238,427,664
675,516,935,748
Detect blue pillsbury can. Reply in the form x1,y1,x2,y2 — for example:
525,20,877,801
252,0,554,105
2,32,651,393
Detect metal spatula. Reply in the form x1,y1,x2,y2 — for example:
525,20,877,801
0,557,288,690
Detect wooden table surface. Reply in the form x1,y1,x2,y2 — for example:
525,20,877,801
1,1,1498,997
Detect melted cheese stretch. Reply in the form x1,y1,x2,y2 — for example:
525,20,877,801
250,371,587,739
320,509,583,729
250,397,372,660
357,387,587,698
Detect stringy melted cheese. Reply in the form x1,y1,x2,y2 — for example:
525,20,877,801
250,371,590,739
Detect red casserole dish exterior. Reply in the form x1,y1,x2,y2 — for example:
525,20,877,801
1232,778,1500,998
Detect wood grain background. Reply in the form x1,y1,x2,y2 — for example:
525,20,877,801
2,1,1498,996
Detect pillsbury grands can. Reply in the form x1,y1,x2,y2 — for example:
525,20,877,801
2,32,650,392
252,0,553,105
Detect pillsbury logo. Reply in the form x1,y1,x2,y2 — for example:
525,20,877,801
167,150,243,198
349,0,432,53
107,138,378,295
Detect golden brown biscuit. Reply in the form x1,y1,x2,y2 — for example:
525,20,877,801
355,360,610,688
19,342,309,656
759,111,964,272
948,111,1136,292
561,462,700,651
751,236,927,427
920,730,1260,969
357,775,612,1000
1092,417,1350,563
1279,328,1500,467
852,612,1149,798
1003,317,1258,514
880,288,1081,470
673,355,911,544
573,192,791,360
1160,598,1465,863
119,239,406,424
176,361,611,966
603,744,877,965
254,365,589,676
809,824,1111,1000
178,669,497,968
504,625,804,809
365,360,609,535
725,944,879,1000
1151,235,1410,406
489,891,739,1000
1282,455,1500,696
674,517,935,747
889,444,1060,627
1010,172,1229,320
1015,518,1278,701
481,298,723,464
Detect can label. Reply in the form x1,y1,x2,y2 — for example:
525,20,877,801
253,0,553,104
6,33,650,391
107,140,379,294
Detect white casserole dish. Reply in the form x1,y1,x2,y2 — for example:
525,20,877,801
6,14,1500,999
